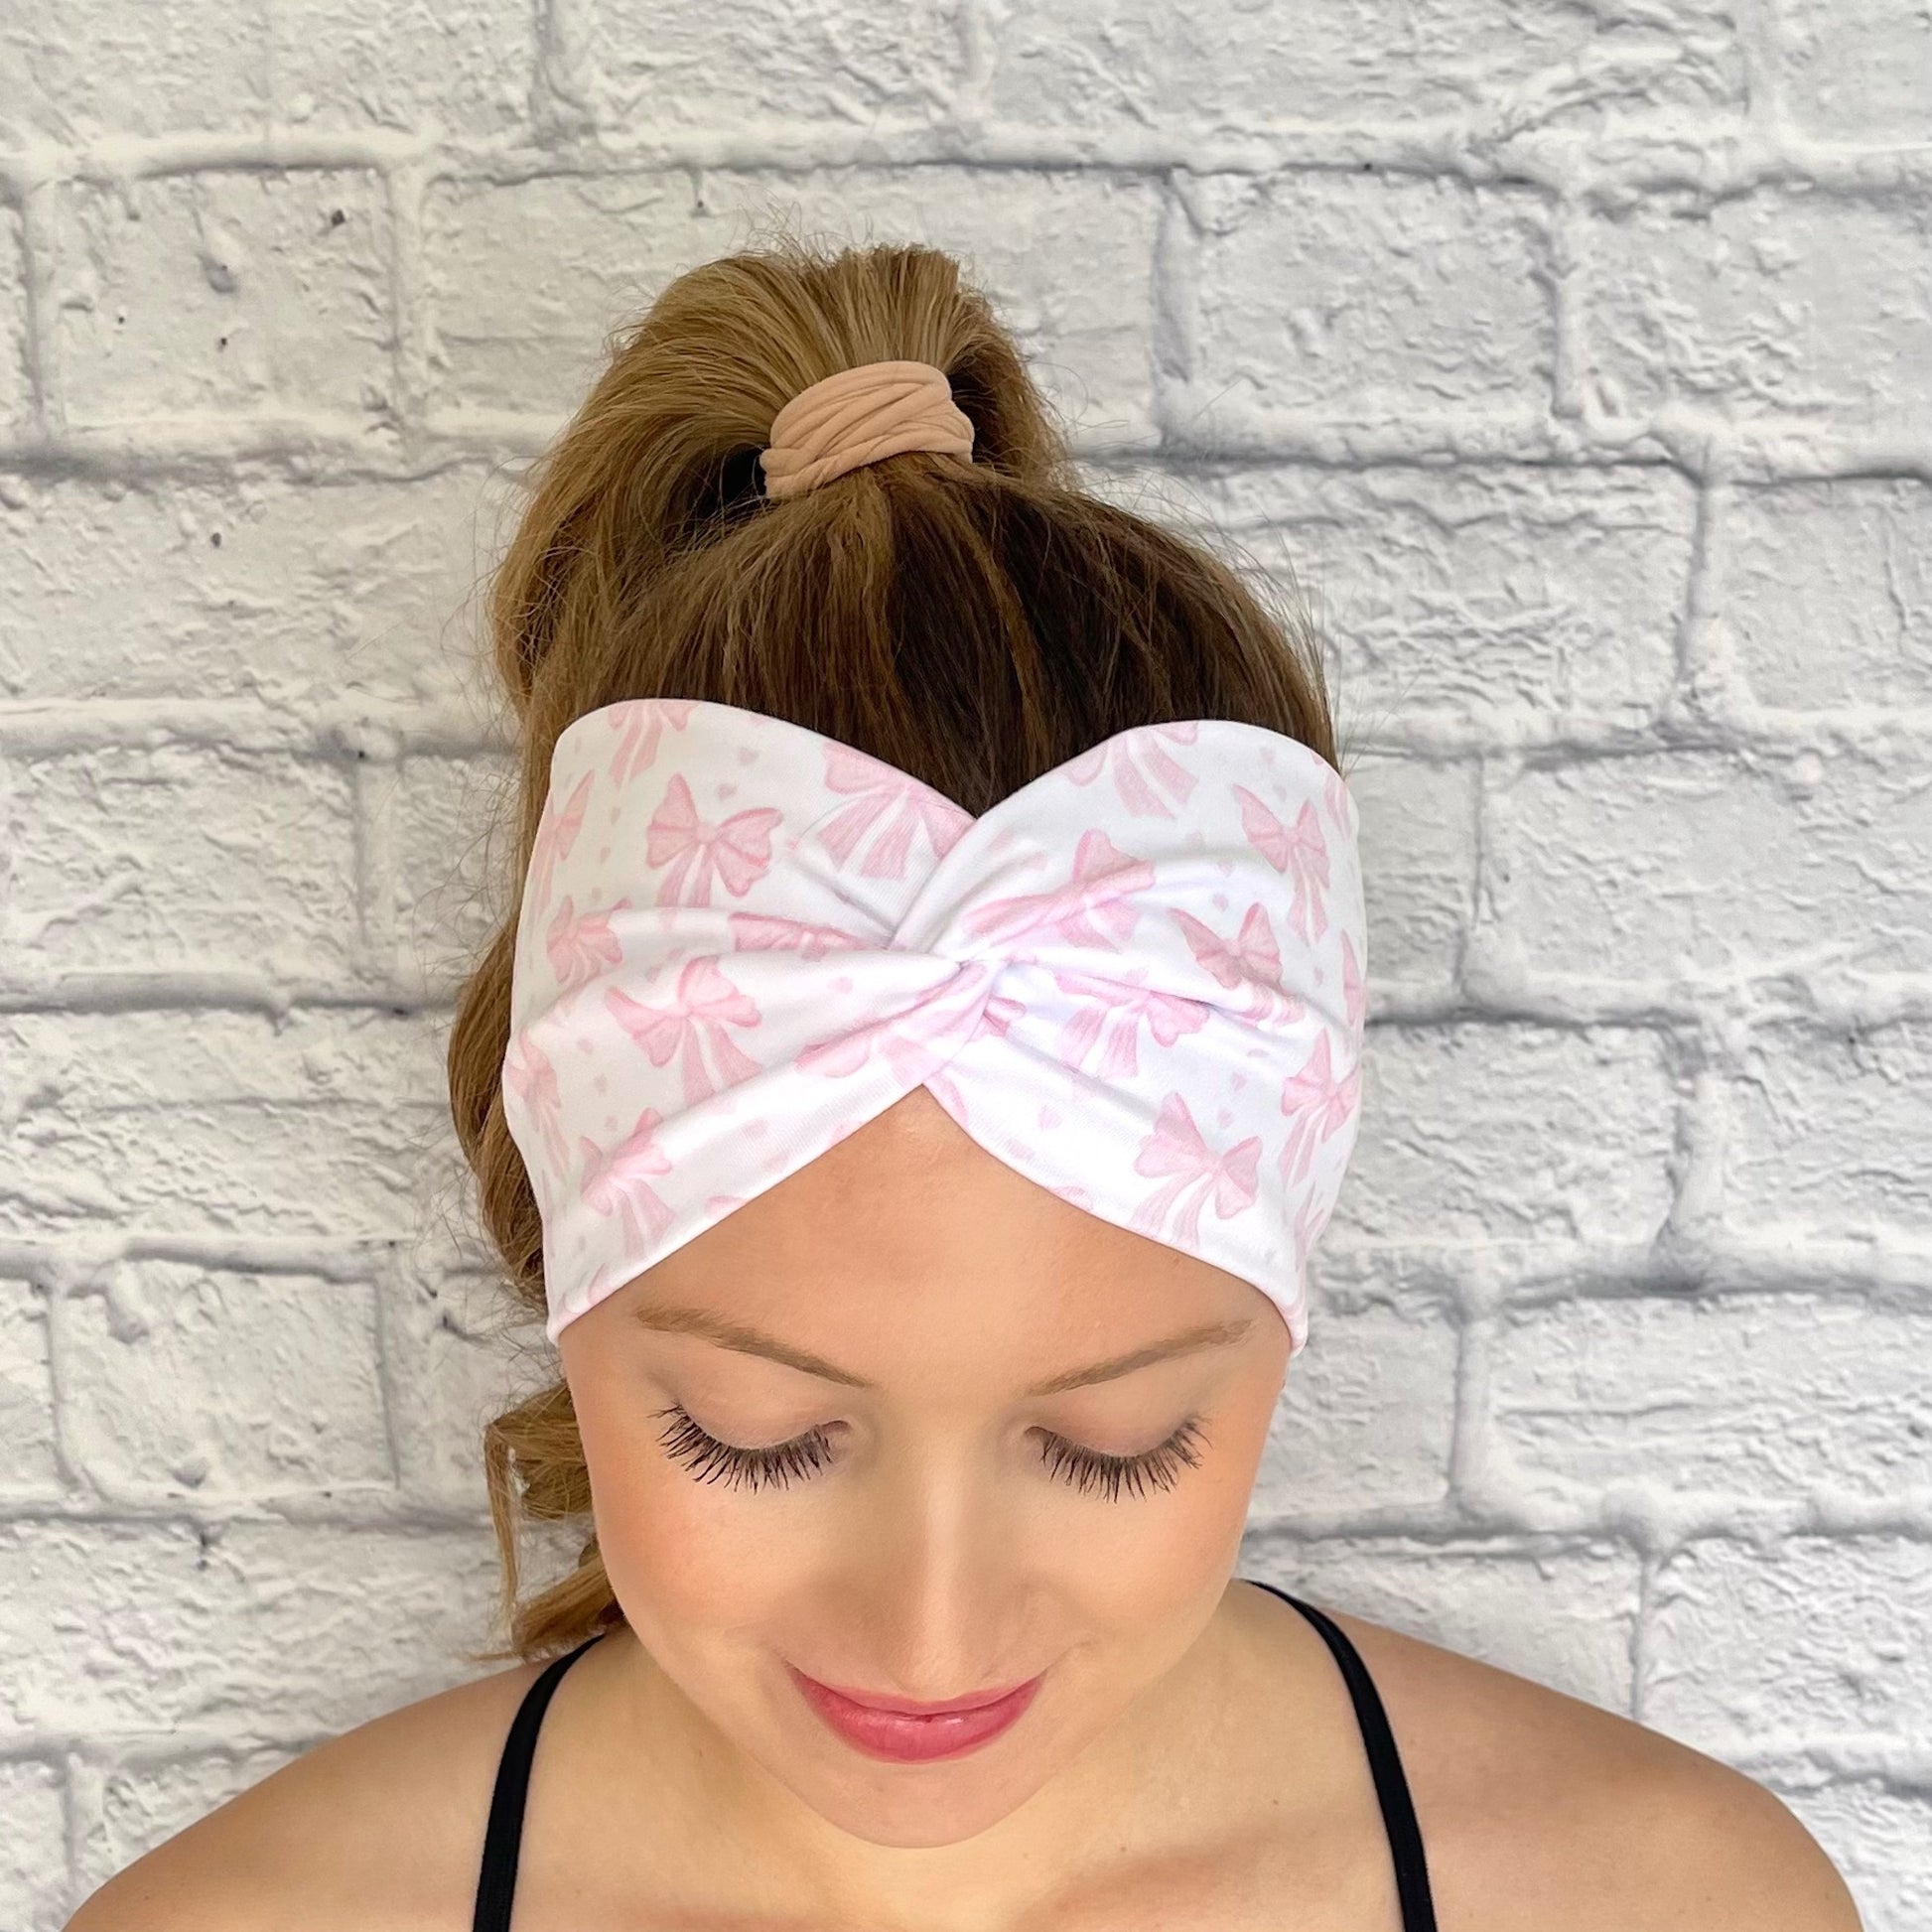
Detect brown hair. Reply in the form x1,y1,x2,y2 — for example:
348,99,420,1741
447,223,1349,1663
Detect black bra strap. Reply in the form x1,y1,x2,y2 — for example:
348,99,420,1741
472,1632,607,1932
1246,1580,1440,1932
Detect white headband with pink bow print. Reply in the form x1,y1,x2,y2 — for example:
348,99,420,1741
500,697,1368,1351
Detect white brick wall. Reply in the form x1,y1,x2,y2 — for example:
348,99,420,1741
2,2,1927,1924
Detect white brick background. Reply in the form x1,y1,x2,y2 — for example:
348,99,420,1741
1,2,1927,1926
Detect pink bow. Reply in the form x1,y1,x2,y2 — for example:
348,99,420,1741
579,1108,678,1249
527,769,591,926
962,829,1155,954
646,773,784,906
1130,1092,1262,1248
1235,785,1330,944
606,956,765,1104
1277,1034,1359,1185
1049,967,1209,1077
817,742,975,878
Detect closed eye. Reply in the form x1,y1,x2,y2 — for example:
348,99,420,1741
650,1405,1208,1500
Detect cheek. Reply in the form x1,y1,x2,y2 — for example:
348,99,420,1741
1068,1400,1271,1624
576,1393,739,1608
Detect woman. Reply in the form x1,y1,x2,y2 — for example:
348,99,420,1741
69,236,1861,1932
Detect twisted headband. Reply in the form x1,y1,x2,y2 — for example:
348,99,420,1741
501,698,1368,1350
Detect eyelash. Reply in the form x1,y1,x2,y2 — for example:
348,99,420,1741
650,1404,1209,1502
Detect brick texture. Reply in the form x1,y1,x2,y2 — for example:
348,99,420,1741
2,3,1925,1925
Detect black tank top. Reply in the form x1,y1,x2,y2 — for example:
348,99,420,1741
472,1580,1438,1932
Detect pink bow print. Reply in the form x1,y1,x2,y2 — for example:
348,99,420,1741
796,961,1016,1128
527,768,592,926
545,895,628,995
1277,1034,1359,1185
1339,928,1367,1033
816,742,974,878
645,773,784,907
1130,1091,1261,1249
1289,1176,1333,1277
580,1107,679,1249
962,829,1156,954
1320,765,1353,839
501,1033,569,1200
1235,785,1330,945
605,696,697,785
728,910,871,961
1065,723,1201,817
1050,967,1209,1077
606,955,764,1104
1171,900,1308,1029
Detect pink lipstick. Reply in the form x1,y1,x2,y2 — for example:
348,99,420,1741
788,1664,1043,1762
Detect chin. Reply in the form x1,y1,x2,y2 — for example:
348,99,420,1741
773,1745,1068,1850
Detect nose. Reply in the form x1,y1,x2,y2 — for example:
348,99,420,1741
833,1439,1023,1701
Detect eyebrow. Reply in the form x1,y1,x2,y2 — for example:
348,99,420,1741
628,1304,1255,1397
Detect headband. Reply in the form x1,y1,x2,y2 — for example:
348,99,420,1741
500,698,1368,1350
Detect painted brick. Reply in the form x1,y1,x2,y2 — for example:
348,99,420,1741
58,1260,391,1502
993,0,1743,130
0,1520,503,1741
1255,1304,1457,1518
1242,1535,1642,1716
1778,1779,1932,1932
425,167,1163,435
0,1279,61,1500
0,1,268,141
1486,749,1932,982
1338,1022,1678,1243
1780,0,1932,142
1725,479,1932,712
1186,464,1694,730
1487,1296,1932,1506
1649,1536,1932,1747
1727,1019,1932,1238
269,0,533,137
0,1758,67,1932
1189,174,1552,418
8,746,357,981
1584,189,1932,436
6,0,1922,1919
0,469,508,709
0,1010,445,1241
1345,753,1479,997
380,1264,537,1510
59,170,395,426
579,0,966,133
390,749,521,995
0,205,25,433
73,1743,302,1901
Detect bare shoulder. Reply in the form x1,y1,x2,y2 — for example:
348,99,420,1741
63,1652,548,1932
1321,1601,1864,1932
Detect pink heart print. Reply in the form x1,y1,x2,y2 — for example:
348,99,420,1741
501,698,1369,1350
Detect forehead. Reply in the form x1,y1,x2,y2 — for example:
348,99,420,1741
624,1087,1260,1376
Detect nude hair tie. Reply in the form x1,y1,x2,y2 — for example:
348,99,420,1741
759,358,977,500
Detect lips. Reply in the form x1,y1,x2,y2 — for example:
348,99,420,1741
789,1664,1043,1762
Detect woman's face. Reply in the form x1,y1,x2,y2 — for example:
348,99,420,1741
558,1085,1293,1850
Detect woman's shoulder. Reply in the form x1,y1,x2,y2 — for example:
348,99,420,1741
1313,1598,1863,1932
63,1650,551,1932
